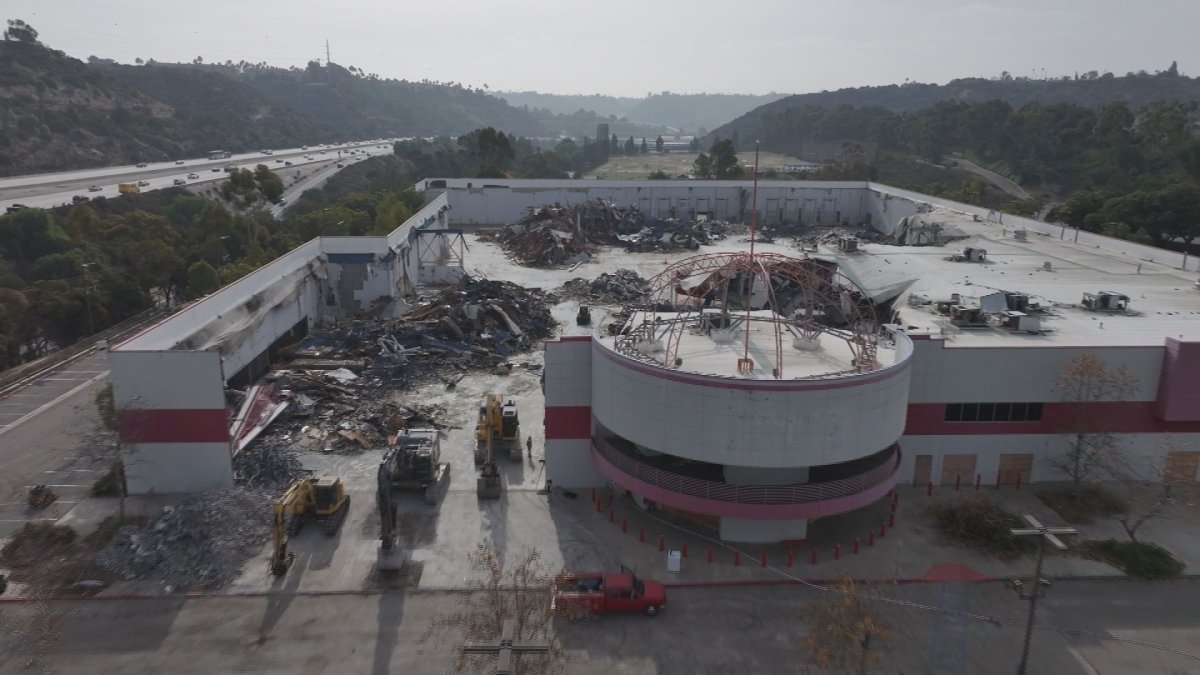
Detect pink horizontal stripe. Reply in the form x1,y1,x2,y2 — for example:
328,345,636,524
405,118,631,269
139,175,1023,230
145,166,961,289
591,443,897,520
545,406,591,440
905,402,1200,435
118,409,230,444
592,339,910,392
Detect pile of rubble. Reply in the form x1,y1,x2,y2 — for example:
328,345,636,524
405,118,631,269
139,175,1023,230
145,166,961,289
560,269,649,304
233,443,305,488
479,200,735,267
97,488,270,587
234,275,551,455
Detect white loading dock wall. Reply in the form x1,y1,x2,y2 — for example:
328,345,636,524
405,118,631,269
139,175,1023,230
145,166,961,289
429,179,872,228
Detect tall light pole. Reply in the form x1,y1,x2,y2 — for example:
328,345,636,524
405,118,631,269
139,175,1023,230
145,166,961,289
1008,515,1076,675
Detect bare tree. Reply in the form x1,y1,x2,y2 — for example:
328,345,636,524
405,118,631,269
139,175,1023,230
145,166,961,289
802,576,892,675
424,542,565,674
1108,440,1185,543
1049,353,1139,502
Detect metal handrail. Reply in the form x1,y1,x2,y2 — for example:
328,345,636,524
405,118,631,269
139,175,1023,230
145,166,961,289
593,436,899,505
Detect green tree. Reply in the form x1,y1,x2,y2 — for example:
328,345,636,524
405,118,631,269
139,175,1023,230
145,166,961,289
4,19,39,44
121,239,183,303
647,170,671,180
185,260,221,298
689,137,701,152
693,153,713,179
640,137,649,154
624,136,636,155
253,165,285,203
655,136,665,153
709,140,741,179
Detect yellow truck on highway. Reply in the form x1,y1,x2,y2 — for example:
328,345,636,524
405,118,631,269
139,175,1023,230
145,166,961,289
118,183,140,194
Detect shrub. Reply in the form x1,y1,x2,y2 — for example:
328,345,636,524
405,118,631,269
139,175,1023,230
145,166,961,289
91,465,123,497
926,496,1037,559
0,522,77,566
1035,485,1128,524
1078,539,1184,579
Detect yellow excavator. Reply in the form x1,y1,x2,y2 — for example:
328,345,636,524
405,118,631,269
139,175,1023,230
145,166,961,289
270,476,350,576
474,395,519,499
475,395,521,464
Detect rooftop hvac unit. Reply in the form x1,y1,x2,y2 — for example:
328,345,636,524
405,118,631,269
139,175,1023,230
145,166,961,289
1013,229,1028,241
1082,291,1129,312
1043,261,1054,271
838,236,859,253
1005,293,1030,312
964,247,987,262
1003,312,1042,334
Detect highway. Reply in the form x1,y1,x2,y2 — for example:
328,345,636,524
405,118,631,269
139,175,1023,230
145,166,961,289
0,139,397,212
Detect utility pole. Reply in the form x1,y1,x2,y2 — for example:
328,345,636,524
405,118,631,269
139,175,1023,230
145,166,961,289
1008,515,1076,675
326,39,331,65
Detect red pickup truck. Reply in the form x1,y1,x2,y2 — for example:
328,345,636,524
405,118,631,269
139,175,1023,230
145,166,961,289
552,569,666,617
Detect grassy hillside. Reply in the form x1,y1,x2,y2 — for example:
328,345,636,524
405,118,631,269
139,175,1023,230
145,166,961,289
0,42,186,174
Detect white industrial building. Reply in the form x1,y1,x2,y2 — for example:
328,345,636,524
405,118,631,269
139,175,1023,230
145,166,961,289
111,179,1200,545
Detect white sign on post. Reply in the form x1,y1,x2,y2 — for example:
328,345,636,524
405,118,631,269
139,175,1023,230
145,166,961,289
666,550,682,574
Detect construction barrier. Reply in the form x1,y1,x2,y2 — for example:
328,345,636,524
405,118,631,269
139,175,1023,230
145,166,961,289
639,528,645,542
707,547,714,563
975,474,981,490
833,544,841,561
868,531,875,546
889,511,896,527
955,474,962,491
760,552,768,568
681,543,688,558
734,551,741,566
926,481,933,496
786,551,794,567
658,535,665,552
853,538,860,555
621,517,627,533
880,523,888,538
810,548,818,565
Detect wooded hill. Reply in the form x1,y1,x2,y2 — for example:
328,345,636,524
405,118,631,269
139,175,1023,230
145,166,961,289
0,38,635,176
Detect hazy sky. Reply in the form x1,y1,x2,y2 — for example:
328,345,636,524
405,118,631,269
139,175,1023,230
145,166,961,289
7,0,1199,97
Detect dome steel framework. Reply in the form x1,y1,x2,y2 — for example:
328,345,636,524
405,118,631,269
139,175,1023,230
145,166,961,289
613,251,879,378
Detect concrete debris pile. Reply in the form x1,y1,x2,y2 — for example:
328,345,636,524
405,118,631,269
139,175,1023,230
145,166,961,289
235,276,553,455
97,488,270,587
560,269,649,304
233,443,305,488
384,276,557,366
480,200,734,267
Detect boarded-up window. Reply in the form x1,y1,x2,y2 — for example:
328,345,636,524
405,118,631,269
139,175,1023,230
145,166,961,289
1164,451,1199,484
940,454,977,485
913,455,932,486
997,453,1033,486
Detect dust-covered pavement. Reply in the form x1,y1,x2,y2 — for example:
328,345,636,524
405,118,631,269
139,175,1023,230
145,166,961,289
6,580,1200,674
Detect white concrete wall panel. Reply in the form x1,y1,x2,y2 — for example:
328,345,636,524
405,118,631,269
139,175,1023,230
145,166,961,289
591,340,912,468
109,350,226,409
544,339,593,408
908,339,1164,403
124,442,234,494
439,181,872,227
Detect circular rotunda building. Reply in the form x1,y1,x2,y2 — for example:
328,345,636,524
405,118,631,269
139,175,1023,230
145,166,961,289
544,251,912,543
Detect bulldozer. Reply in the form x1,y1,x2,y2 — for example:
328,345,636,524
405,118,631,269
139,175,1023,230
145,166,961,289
270,476,350,576
475,395,521,464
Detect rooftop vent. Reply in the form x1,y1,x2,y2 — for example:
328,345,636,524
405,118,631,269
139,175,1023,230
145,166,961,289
837,236,860,253
1013,229,1028,242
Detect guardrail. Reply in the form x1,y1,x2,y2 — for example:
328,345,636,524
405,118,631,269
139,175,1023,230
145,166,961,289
593,436,899,505
0,307,163,396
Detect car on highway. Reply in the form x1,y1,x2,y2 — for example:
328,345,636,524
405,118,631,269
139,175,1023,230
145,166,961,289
285,161,293,166
187,173,199,179
211,167,221,172
72,195,89,204
175,160,185,165
336,163,344,168
137,180,151,187
173,178,186,186
275,159,283,163
5,203,27,213
88,185,102,192
137,162,148,168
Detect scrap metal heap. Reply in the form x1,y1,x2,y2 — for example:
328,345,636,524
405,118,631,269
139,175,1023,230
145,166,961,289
560,269,649,305
479,200,732,268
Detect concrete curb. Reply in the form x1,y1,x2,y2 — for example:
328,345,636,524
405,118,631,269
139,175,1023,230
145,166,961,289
5,574,1199,603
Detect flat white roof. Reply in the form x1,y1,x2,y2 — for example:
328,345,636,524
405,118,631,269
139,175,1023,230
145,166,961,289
837,218,1200,348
